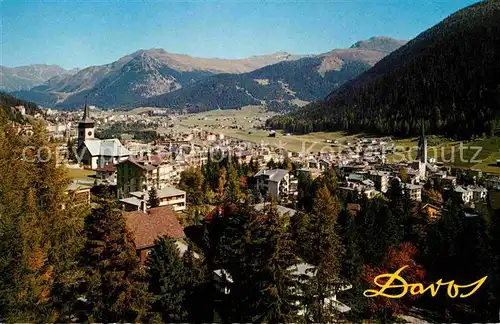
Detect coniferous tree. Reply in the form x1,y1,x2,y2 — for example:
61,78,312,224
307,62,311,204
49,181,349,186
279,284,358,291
356,196,401,267
148,186,159,208
297,171,315,211
337,208,366,318
302,186,343,322
387,178,414,241
0,120,86,322
178,167,205,205
147,237,190,322
77,206,150,322
224,162,241,203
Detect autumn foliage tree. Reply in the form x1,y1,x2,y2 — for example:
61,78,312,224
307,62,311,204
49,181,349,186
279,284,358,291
0,118,87,322
363,242,425,319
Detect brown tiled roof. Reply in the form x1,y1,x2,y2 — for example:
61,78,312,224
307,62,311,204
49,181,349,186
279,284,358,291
124,154,166,171
125,207,185,249
95,163,117,172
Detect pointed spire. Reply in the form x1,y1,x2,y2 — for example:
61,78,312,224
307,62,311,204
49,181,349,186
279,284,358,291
82,95,91,121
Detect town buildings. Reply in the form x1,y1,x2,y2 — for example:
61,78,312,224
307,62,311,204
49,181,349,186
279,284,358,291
120,187,187,212
124,206,186,264
77,103,130,169
255,168,293,199
116,154,183,198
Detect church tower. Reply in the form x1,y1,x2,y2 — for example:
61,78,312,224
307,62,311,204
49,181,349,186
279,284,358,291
416,121,427,180
77,100,95,149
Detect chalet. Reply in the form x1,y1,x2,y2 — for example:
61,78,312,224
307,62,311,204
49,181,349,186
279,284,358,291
95,163,117,183
412,203,442,220
124,206,185,264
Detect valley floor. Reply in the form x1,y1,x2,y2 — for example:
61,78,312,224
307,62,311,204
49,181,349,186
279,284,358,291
168,106,500,175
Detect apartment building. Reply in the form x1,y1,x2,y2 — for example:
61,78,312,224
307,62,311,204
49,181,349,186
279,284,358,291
255,168,291,198
117,154,174,198
120,187,187,212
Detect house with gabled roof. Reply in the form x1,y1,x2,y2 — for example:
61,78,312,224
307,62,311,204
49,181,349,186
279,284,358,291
124,206,186,264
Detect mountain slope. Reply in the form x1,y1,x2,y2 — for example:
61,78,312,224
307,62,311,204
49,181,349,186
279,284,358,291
141,39,405,111
11,49,305,109
267,0,500,139
0,64,78,92
350,36,407,53
0,92,42,123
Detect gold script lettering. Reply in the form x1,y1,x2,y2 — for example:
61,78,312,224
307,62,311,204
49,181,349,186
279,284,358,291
363,266,488,299
363,265,409,298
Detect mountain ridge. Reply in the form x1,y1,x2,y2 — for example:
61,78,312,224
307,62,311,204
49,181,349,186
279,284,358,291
10,37,405,110
267,0,500,139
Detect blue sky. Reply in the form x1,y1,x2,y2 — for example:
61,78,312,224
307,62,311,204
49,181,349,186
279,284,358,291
2,0,479,69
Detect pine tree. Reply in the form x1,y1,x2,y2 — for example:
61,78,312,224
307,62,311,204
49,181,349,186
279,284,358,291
302,186,343,322
297,171,314,211
77,206,150,322
314,167,339,196
357,196,401,267
0,120,86,322
148,186,159,208
337,208,367,319
147,237,189,322
224,163,241,203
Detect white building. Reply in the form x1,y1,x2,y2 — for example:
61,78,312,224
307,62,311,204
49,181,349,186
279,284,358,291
119,186,186,212
77,103,130,169
255,168,291,198
81,138,130,169
402,183,423,202
288,263,352,316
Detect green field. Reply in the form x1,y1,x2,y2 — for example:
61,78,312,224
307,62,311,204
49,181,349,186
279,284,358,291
174,106,361,153
388,136,500,174
167,106,500,174
66,168,96,181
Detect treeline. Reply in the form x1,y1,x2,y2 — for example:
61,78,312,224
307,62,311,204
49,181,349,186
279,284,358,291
95,122,160,142
267,0,500,139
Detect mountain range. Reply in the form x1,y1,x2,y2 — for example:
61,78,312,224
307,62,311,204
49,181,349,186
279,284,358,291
10,37,406,110
268,0,500,138
0,65,79,92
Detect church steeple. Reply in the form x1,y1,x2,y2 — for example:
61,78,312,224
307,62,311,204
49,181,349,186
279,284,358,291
417,120,427,163
416,120,427,180
77,97,95,149
82,95,92,122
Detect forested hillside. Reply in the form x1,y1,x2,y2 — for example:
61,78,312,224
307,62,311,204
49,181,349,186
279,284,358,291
267,0,500,139
140,52,383,112
0,92,41,123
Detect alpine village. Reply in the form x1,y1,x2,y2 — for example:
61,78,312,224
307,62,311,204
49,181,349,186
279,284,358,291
2,1,500,323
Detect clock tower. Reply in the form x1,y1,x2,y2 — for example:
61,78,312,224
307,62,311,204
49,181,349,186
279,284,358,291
77,101,95,149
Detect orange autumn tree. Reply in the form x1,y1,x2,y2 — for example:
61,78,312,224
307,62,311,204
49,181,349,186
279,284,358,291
363,242,425,316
